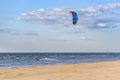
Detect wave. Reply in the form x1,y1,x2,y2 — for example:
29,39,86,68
39,58,57,61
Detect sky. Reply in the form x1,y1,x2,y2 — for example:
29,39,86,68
0,0,120,52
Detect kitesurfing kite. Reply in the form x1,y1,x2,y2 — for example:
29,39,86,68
69,11,78,25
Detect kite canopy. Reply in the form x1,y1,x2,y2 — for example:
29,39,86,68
69,11,78,25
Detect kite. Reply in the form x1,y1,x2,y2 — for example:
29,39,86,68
69,11,78,25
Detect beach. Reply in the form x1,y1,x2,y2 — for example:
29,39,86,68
0,61,120,80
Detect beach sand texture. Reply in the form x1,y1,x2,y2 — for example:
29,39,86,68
0,61,120,80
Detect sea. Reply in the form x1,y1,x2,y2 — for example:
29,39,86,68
0,53,120,68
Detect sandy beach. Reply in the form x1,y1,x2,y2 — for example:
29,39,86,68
0,61,120,80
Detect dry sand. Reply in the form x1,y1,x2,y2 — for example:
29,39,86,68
0,61,120,80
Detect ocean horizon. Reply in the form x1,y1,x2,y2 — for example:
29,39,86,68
0,52,120,68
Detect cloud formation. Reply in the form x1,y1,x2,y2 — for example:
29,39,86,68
17,3,120,29
13,32,39,36
0,28,39,36
0,29,15,34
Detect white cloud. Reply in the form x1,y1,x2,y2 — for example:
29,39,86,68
97,23,106,28
79,37,87,40
17,3,120,30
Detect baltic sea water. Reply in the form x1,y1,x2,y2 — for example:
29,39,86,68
0,53,120,68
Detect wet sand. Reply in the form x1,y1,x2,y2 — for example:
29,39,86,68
0,61,120,80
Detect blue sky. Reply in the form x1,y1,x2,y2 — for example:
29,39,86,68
0,0,120,52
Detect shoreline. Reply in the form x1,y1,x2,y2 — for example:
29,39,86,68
0,60,119,69
0,59,119,69
0,60,120,80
